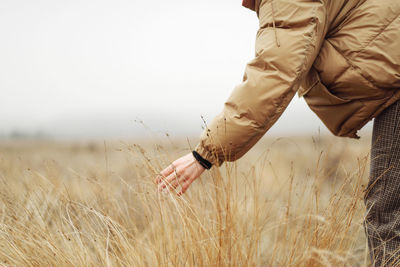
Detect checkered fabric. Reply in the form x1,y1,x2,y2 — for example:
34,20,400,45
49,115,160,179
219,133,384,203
364,100,400,266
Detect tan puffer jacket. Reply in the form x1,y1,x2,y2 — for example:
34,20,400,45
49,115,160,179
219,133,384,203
195,0,400,166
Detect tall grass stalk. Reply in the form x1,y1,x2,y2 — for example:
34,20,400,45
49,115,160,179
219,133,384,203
0,138,370,266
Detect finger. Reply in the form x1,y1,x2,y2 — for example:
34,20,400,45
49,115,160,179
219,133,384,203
155,174,164,184
158,171,179,191
177,178,194,196
156,164,175,184
169,172,189,190
161,164,175,177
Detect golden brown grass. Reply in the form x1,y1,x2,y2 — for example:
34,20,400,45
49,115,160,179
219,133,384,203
0,136,372,266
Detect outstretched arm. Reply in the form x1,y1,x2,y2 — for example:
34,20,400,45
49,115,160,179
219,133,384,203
157,0,327,194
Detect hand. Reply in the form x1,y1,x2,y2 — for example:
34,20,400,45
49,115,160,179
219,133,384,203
156,153,206,196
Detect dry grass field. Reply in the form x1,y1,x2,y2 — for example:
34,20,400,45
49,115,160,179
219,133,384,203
0,135,373,266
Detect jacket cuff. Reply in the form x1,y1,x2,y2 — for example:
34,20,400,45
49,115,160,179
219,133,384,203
194,143,224,167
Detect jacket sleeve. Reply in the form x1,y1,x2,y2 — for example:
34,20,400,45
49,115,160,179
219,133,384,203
195,0,327,166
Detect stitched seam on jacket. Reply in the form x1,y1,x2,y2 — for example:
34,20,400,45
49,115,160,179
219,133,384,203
339,100,367,135
330,64,351,88
243,5,319,152
236,3,323,156
327,0,367,38
326,39,380,90
357,13,400,53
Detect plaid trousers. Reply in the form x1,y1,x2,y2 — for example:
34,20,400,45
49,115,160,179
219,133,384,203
364,100,400,266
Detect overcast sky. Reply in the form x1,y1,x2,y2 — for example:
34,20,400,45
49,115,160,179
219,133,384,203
0,0,371,139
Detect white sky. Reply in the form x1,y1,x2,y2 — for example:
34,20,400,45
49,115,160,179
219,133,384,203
0,0,371,139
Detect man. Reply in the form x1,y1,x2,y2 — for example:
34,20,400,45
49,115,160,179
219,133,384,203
156,0,400,265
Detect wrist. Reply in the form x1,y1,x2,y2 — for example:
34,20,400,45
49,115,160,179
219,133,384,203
192,150,212,170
